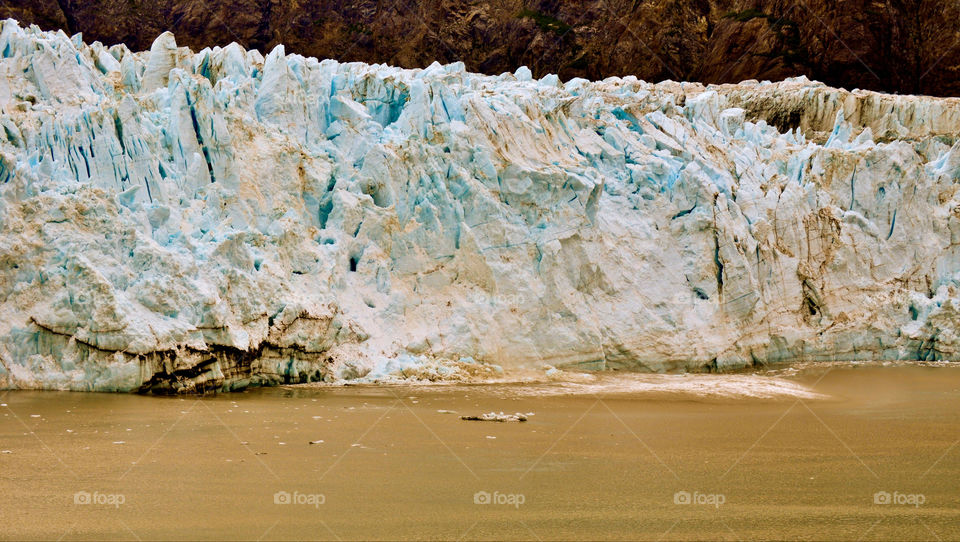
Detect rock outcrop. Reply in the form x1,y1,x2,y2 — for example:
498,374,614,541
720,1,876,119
1,21,959,392
2,0,959,97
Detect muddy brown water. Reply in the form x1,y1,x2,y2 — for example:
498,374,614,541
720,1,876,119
1,364,958,540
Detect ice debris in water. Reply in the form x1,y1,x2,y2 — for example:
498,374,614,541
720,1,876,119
461,412,529,422
1,20,960,392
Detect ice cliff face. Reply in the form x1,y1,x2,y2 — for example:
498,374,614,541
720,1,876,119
1,20,959,392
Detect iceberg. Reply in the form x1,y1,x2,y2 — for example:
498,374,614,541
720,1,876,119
1,20,959,392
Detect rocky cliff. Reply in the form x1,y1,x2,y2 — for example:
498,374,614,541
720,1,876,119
3,0,959,97
1,21,959,392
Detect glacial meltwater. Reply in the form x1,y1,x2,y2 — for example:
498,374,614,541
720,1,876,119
1,363,958,540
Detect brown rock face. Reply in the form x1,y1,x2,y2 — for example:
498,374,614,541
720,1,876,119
4,0,959,96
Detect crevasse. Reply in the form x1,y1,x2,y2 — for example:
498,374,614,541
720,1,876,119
1,20,959,392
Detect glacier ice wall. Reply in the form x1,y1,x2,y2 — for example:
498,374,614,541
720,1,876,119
1,20,959,392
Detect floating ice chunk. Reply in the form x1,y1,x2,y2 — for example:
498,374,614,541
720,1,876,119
461,412,528,422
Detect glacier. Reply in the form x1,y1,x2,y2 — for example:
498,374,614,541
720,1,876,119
1,20,959,392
